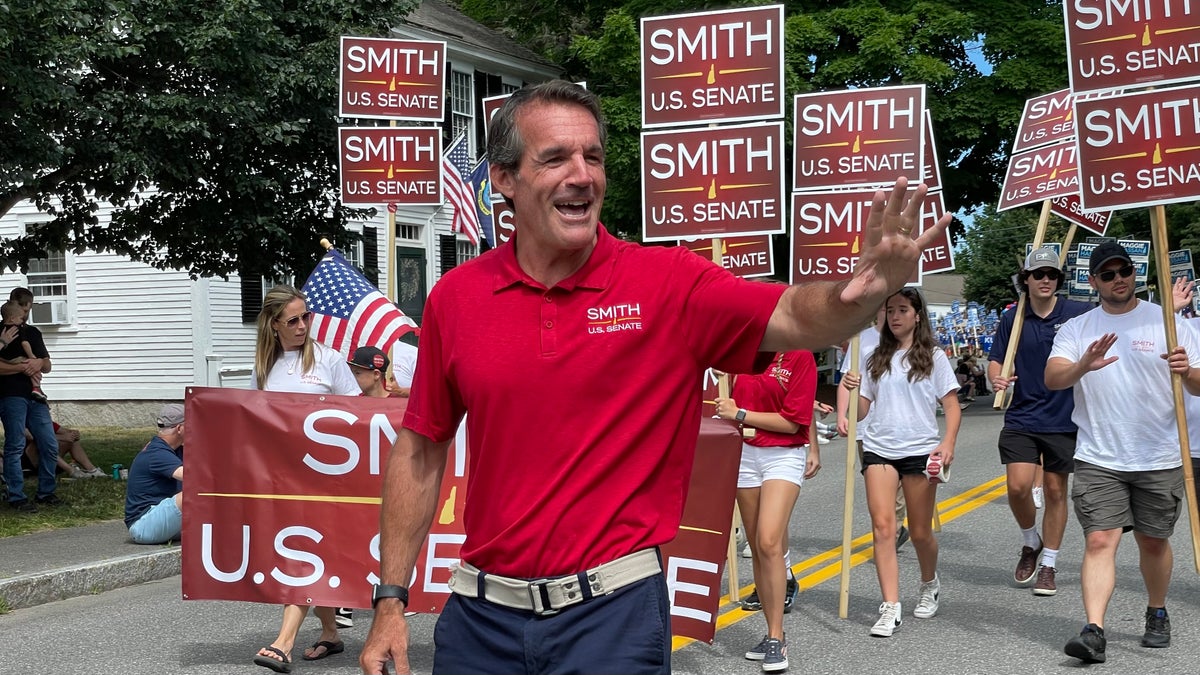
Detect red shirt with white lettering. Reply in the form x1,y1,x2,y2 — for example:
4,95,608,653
733,350,816,448
403,226,786,577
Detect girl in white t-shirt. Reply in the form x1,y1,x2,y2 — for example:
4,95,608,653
841,288,961,638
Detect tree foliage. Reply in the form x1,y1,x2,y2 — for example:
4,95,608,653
1,0,416,278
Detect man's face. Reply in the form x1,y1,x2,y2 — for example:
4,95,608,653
491,101,606,253
1023,267,1061,300
1090,259,1135,306
17,301,30,324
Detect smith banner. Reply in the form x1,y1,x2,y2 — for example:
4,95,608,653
181,388,742,644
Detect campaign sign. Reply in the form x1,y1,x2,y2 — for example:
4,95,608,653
793,85,926,191
1075,83,1200,211
1064,1,1200,95
642,121,785,241
682,235,774,278
790,189,923,284
641,5,785,128
997,140,1079,211
920,191,954,274
338,127,441,206
1171,248,1194,268
339,37,445,121
1013,89,1076,154
490,197,514,246
1051,194,1112,235
922,111,943,193
1119,239,1152,260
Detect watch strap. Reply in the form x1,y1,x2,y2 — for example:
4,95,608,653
372,583,409,608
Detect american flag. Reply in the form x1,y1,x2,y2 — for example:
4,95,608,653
442,133,482,246
301,249,418,358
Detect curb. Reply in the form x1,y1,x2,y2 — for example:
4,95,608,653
0,547,180,610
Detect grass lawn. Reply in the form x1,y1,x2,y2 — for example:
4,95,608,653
0,426,154,538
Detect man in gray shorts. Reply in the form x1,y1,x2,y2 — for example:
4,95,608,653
1046,242,1200,664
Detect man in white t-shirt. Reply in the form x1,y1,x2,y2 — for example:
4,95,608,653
391,340,418,397
1047,242,1200,664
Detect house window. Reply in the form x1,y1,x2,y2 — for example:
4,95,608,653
502,82,520,94
450,70,474,148
456,239,477,266
27,252,68,300
397,223,420,241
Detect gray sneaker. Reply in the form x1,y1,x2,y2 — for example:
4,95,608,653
761,637,787,673
745,635,769,661
1142,606,1170,648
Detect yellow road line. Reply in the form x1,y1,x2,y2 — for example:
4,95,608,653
672,475,1009,651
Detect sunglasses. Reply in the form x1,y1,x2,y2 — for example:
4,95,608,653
1094,264,1134,283
279,311,312,328
1027,269,1062,281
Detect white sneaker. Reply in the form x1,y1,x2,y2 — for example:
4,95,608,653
1032,486,1044,509
870,601,902,637
913,576,940,618
817,434,830,445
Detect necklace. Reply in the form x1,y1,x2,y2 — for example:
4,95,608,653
285,351,299,375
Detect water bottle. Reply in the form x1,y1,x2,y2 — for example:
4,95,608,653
111,463,124,480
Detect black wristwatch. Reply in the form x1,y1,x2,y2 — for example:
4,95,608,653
371,583,409,608
735,409,747,423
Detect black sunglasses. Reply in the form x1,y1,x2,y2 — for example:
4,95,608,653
280,311,312,327
1094,264,1134,283
1027,269,1062,281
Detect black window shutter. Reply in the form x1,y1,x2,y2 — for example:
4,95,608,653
363,227,379,286
240,269,262,323
439,234,458,275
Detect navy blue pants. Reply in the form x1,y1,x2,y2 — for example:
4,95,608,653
432,574,671,675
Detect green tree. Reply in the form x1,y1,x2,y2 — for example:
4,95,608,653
1,0,416,278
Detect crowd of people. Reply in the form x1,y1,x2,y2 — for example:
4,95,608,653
18,78,1200,674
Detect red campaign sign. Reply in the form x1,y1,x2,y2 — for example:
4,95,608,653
1064,1,1200,96
641,5,785,128
701,369,720,419
339,37,445,121
1013,89,1076,154
338,127,442,207
1074,83,1200,211
790,189,933,284
997,140,1079,211
680,235,775,278
922,111,942,193
480,93,511,142
641,121,785,242
491,197,513,246
1051,194,1112,235
792,85,926,191
180,389,743,644
920,192,955,275
180,388,467,612
661,417,743,644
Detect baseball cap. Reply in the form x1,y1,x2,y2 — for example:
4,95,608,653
348,346,389,373
1024,247,1060,272
1089,241,1133,274
156,403,185,428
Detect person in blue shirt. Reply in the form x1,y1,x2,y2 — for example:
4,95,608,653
124,403,184,544
987,247,1091,597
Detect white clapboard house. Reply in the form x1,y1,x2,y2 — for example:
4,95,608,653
0,0,558,425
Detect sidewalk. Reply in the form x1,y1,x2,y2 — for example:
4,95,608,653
0,520,179,610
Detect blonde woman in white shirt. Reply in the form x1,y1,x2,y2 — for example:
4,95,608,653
251,285,359,672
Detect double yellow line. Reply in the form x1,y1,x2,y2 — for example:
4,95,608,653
672,475,1009,651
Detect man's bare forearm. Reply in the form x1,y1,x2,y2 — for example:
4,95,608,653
762,282,875,353
378,428,450,589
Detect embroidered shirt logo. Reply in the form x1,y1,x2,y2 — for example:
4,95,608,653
1130,338,1155,353
587,303,644,334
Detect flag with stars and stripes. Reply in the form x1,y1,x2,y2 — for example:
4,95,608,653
301,248,418,357
442,132,482,246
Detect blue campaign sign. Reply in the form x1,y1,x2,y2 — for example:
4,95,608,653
951,299,960,314
1172,268,1195,282
1170,249,1193,268
981,335,994,353
1119,239,1151,259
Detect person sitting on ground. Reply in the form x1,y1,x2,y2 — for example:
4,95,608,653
955,356,976,401
350,346,404,398
124,404,184,544
24,422,106,478
0,301,48,402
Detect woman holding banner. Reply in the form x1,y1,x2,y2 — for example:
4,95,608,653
251,285,359,673
715,349,819,673
842,288,960,638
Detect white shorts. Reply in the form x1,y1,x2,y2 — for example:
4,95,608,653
738,442,807,489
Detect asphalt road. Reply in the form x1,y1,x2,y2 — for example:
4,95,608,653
5,403,1200,674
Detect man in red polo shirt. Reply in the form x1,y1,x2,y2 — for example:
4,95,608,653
360,80,949,675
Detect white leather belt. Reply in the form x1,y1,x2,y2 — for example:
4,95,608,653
448,548,661,615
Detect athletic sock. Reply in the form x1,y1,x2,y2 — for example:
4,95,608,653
1021,526,1041,549
784,550,795,579
1041,547,1059,568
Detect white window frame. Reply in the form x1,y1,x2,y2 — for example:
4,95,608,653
455,239,477,267
23,219,75,328
450,69,475,152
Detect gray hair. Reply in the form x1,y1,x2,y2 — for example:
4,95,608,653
486,80,607,172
